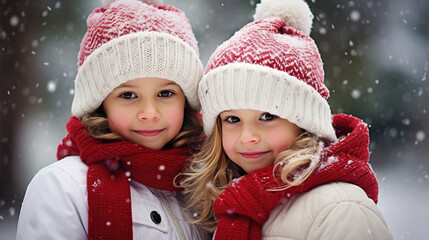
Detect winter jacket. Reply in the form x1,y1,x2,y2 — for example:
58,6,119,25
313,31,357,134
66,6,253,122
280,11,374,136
262,181,393,240
16,156,206,240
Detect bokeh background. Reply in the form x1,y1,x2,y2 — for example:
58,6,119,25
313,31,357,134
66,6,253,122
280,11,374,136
1,0,428,239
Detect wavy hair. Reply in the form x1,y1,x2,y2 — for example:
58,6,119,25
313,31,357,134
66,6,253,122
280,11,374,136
180,117,325,233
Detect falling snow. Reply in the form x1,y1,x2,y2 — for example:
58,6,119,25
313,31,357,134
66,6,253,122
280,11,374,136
350,10,361,22
416,131,426,142
9,207,15,217
47,81,56,92
351,89,361,99
402,118,411,126
0,1,428,239
9,16,19,27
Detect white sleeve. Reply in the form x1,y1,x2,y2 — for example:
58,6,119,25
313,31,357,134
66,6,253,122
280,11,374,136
307,201,393,240
16,161,88,240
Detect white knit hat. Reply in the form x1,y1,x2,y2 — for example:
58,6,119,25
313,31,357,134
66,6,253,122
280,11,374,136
199,0,336,141
71,0,203,118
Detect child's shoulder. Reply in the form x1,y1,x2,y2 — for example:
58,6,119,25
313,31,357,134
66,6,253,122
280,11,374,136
268,182,374,221
263,182,390,239
18,156,90,237
31,156,88,190
277,182,377,218
299,181,371,203
38,155,87,175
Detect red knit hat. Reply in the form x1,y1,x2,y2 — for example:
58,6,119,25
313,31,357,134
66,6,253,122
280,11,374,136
199,0,336,141
72,0,203,118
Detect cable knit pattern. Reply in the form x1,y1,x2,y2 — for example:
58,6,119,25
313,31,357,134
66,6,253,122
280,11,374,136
206,18,325,98
57,117,190,240
72,0,203,117
79,1,199,64
199,17,335,141
213,114,378,240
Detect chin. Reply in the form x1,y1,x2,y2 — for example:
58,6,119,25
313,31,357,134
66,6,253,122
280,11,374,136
137,142,164,150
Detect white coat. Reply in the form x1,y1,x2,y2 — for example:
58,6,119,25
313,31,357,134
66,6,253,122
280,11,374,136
262,182,393,240
16,156,206,240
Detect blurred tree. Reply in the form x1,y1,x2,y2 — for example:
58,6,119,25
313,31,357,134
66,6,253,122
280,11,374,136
1,0,38,213
0,0,90,229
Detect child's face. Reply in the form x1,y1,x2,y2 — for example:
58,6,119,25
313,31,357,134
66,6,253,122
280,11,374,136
219,109,302,173
103,77,186,150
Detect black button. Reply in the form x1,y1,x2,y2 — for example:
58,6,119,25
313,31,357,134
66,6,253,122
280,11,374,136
150,211,161,224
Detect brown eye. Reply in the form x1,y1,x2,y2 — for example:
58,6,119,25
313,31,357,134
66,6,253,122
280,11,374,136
158,90,174,97
260,113,276,121
120,92,136,99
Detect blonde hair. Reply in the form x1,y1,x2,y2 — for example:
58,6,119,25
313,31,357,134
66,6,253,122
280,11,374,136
81,100,202,149
180,117,325,233
272,132,324,190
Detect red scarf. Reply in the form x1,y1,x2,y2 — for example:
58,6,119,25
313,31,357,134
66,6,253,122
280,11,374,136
213,114,379,240
57,117,191,240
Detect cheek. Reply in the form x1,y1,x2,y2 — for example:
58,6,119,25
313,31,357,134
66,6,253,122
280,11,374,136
107,109,133,132
221,130,235,159
267,131,296,156
165,108,184,132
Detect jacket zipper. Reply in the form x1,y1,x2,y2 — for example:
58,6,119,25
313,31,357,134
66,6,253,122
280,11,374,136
153,189,186,240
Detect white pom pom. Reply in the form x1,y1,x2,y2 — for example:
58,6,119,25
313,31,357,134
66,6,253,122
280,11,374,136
253,0,313,35
101,0,163,7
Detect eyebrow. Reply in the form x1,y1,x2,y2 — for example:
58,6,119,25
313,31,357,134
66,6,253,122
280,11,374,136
161,82,180,87
220,110,233,115
222,110,231,113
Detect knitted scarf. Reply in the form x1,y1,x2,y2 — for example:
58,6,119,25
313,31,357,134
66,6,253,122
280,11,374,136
57,117,190,240
213,114,379,240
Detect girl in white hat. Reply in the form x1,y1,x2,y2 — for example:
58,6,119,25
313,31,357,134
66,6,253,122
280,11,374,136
17,0,207,239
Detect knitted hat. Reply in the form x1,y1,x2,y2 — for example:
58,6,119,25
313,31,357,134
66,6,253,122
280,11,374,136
199,0,336,141
71,0,203,118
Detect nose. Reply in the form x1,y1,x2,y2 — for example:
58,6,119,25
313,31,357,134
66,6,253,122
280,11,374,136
240,123,260,144
137,100,160,121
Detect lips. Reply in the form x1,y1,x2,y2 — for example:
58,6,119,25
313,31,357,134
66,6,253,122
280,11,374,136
135,129,164,137
239,151,270,159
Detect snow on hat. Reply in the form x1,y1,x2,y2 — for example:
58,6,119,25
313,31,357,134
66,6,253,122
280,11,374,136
71,0,203,118
199,0,336,141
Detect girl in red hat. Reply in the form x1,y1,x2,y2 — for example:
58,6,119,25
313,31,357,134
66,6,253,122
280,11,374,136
180,0,393,239
17,0,207,239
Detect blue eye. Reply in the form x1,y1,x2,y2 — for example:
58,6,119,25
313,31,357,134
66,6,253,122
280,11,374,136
158,90,174,97
260,113,276,121
120,92,137,99
225,116,240,123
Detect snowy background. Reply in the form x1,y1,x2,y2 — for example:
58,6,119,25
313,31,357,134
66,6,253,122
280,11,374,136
1,0,428,239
